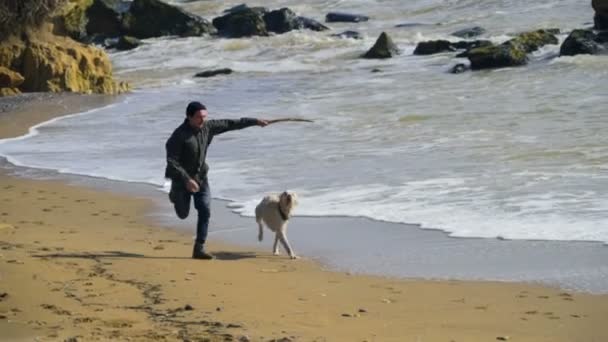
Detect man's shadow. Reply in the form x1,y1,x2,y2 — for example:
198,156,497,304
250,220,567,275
32,250,259,261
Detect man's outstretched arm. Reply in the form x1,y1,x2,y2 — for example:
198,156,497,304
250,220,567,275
208,118,268,135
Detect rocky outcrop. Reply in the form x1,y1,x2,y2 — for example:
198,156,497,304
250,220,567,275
53,0,94,40
0,33,129,96
560,29,607,56
122,0,215,39
362,32,400,59
593,0,608,30
0,66,25,95
467,29,558,70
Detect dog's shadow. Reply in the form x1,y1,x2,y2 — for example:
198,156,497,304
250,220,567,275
213,251,258,261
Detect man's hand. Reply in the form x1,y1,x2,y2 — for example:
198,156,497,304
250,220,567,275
257,119,269,127
186,178,200,193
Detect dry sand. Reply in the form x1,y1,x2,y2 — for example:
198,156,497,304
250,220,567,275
1,94,608,341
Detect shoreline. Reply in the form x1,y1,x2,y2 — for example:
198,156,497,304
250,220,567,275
1,93,608,341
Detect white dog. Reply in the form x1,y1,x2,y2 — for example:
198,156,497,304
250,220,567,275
255,191,299,259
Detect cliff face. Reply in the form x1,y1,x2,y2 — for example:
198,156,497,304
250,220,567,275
0,0,130,96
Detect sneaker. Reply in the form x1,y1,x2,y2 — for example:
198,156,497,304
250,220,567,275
192,243,214,260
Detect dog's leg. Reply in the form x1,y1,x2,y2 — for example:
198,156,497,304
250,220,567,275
273,233,280,255
277,229,297,259
256,218,264,242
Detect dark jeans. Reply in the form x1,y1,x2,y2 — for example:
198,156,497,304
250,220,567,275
170,178,211,245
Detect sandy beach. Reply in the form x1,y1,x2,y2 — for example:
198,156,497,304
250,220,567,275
1,94,608,341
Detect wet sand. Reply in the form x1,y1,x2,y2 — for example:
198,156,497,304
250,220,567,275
1,93,608,341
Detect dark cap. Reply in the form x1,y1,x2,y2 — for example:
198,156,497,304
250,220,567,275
186,101,206,117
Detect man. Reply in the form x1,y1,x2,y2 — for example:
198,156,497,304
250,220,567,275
165,101,268,259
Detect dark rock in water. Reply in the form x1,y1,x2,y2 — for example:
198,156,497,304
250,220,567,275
194,68,233,78
115,35,141,50
453,40,493,57
371,68,382,73
122,0,216,38
297,16,329,31
223,3,268,16
560,29,605,56
213,8,268,38
413,40,454,55
451,26,486,38
414,40,491,56
395,22,431,28
593,0,608,29
450,63,469,74
362,32,400,59
263,8,303,34
597,30,608,43
467,42,528,69
331,30,362,39
511,29,558,53
467,29,558,70
86,0,130,37
325,12,369,23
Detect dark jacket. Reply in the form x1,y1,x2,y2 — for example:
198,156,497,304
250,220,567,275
165,118,258,185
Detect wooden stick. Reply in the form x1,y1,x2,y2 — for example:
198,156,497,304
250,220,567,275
267,118,314,124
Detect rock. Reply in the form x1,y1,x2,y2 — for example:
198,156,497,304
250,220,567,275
560,29,605,56
19,35,130,94
263,8,303,34
0,67,25,88
53,0,95,40
184,304,193,311
122,0,216,39
86,0,130,37
593,0,608,30
451,26,486,38
223,4,268,16
212,8,268,38
325,12,369,23
115,35,140,50
362,32,400,59
467,29,558,70
467,42,527,69
450,63,468,74
331,30,362,39
395,22,432,28
413,39,492,56
297,16,329,31
510,29,558,53
414,40,491,55
413,40,454,55
194,68,233,78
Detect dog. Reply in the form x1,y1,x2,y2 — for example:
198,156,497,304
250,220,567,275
255,191,299,259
